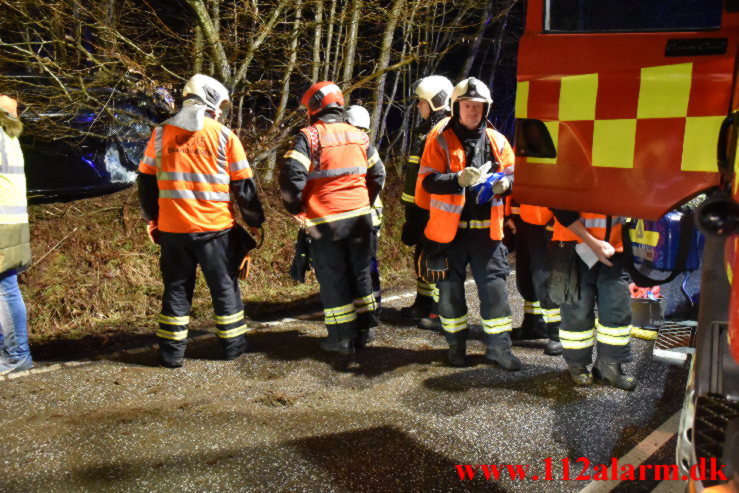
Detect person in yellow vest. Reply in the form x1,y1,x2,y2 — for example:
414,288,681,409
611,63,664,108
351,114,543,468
551,211,635,389
138,74,265,368
279,82,385,355
0,95,33,375
400,76,454,331
416,77,520,369
509,202,562,355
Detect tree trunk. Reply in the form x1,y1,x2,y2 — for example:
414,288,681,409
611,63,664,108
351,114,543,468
340,0,361,96
321,0,338,80
457,2,493,80
310,0,324,82
184,0,231,82
194,25,204,73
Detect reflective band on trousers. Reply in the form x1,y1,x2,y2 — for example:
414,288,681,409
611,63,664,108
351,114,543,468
354,294,377,314
482,316,513,334
158,314,190,325
417,278,436,297
559,328,595,349
407,155,419,164
215,324,249,339
156,328,188,340
215,311,245,325
160,189,231,201
441,313,468,333
307,166,366,181
542,308,561,324
595,321,631,346
630,327,658,340
324,303,357,325
524,300,543,315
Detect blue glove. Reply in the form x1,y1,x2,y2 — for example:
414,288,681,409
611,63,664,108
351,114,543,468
474,172,506,205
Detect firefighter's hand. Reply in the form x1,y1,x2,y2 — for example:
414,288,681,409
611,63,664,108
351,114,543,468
146,220,160,245
457,167,482,187
589,239,615,267
492,176,511,195
417,250,448,283
238,255,252,280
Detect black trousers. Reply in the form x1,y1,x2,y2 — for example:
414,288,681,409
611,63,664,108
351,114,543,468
437,230,512,348
158,230,248,358
559,253,633,367
311,231,378,340
513,217,561,339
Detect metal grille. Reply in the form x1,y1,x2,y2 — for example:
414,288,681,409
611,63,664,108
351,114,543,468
694,394,739,486
653,321,697,364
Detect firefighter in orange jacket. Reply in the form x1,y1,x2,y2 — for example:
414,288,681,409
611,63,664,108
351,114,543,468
279,82,385,355
551,210,635,390
400,76,453,331
510,203,562,355
416,77,521,369
138,74,265,368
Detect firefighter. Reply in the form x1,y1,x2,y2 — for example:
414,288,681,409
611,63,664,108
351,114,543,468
279,82,385,355
416,77,520,369
138,74,265,368
550,211,636,390
0,95,34,375
344,104,383,310
509,203,563,355
400,76,454,331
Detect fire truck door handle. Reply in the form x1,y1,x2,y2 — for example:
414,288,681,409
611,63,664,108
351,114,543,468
717,113,735,174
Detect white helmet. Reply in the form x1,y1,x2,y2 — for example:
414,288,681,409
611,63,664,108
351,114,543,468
412,75,453,112
451,77,493,117
344,105,371,131
182,74,231,117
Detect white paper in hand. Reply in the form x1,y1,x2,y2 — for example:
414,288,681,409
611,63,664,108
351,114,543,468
575,242,599,269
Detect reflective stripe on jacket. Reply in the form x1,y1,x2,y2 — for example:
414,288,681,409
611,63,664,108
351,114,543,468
299,122,372,228
552,213,625,252
138,117,252,233
416,118,514,243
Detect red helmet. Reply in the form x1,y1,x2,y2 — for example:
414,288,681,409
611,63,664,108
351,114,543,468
301,81,344,116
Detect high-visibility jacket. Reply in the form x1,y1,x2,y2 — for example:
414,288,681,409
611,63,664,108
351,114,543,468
300,121,374,227
416,118,514,243
0,124,31,273
552,213,624,252
519,204,553,225
138,117,253,233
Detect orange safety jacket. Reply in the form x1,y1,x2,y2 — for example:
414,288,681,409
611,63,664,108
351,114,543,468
519,204,553,225
138,117,253,233
416,118,514,243
297,122,376,228
552,213,624,252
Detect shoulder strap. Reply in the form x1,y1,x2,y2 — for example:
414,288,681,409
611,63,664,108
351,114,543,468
304,125,321,171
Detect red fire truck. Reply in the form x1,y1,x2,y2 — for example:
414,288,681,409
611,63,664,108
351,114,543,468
513,1,738,490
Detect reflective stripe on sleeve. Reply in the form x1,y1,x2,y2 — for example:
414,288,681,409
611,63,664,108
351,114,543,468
284,150,311,171
367,151,380,167
229,159,251,173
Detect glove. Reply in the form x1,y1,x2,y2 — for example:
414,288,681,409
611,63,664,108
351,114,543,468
238,255,252,280
492,176,511,195
457,167,482,187
248,225,264,249
146,220,160,245
417,249,448,283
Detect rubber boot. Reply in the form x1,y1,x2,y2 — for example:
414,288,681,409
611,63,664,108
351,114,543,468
484,333,522,371
222,334,249,360
445,330,468,367
544,322,563,356
356,327,375,351
320,325,356,355
593,360,637,391
511,313,547,340
567,365,593,386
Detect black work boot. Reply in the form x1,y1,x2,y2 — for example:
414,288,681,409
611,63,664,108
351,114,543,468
485,346,522,371
511,313,547,340
544,322,563,355
445,330,468,367
356,327,376,351
158,340,185,368
400,295,432,319
567,365,593,386
222,334,249,360
593,361,637,391
320,325,356,355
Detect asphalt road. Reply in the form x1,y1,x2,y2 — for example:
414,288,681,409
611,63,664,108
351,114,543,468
0,273,689,493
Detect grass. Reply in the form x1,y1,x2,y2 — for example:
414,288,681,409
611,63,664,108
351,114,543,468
21,169,416,358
